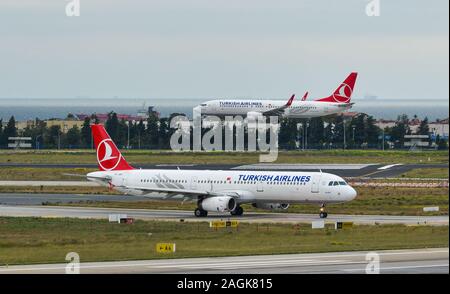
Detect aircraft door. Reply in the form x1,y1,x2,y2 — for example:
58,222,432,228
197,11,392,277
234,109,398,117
257,181,264,192
311,175,320,193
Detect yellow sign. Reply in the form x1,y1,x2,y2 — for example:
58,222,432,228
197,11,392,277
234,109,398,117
209,220,239,228
335,222,354,229
156,243,176,253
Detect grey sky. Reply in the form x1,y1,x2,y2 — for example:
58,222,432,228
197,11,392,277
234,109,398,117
0,0,448,99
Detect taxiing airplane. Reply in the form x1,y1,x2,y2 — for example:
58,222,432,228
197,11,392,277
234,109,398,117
87,125,357,218
198,72,358,119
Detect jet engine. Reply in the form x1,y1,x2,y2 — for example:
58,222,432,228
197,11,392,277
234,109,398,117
200,196,237,212
252,203,290,211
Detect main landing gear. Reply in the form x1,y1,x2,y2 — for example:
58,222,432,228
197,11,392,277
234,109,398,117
319,203,328,219
230,205,244,216
194,208,208,217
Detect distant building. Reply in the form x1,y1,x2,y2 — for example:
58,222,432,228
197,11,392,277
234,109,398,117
429,118,449,139
375,118,449,139
14,119,85,134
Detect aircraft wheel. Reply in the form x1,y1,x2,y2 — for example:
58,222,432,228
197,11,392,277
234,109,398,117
195,208,208,217
319,212,328,218
231,206,244,216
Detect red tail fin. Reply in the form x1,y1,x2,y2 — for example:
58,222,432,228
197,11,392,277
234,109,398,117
286,94,295,106
91,124,134,171
315,72,358,103
301,91,308,101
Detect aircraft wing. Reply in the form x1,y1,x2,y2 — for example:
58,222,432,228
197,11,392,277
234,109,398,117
122,186,242,200
262,94,295,116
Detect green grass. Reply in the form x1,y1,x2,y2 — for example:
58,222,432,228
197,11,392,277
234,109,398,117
40,186,449,216
399,168,449,179
0,149,448,164
0,217,447,265
0,167,97,181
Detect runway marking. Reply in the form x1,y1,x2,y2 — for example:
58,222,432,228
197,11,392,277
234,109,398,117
0,249,447,273
359,164,403,178
378,164,403,170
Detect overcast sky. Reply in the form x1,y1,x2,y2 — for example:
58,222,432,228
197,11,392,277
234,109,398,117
0,0,448,99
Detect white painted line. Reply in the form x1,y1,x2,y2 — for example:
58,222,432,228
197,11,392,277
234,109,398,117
377,164,403,170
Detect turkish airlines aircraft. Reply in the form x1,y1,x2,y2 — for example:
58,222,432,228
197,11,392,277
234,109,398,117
87,125,357,218
198,72,358,119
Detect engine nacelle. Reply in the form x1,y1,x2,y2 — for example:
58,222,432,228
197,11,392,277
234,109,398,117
200,197,237,213
252,203,290,211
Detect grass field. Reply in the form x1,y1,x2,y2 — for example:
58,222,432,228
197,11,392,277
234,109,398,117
0,217,447,265
399,168,449,179
37,186,449,216
0,167,97,181
0,149,448,164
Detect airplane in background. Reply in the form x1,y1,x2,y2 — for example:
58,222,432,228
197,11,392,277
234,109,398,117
198,72,358,119
87,125,357,218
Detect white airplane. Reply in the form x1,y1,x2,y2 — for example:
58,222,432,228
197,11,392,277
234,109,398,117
198,72,358,119
87,125,357,218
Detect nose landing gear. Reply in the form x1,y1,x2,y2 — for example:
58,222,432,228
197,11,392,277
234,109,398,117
319,204,328,218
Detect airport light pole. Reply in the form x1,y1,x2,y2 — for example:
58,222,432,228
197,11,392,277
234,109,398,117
382,128,385,151
343,118,346,150
305,121,310,150
352,125,356,148
127,121,130,149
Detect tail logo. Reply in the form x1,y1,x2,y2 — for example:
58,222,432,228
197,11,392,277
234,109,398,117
332,83,352,103
97,139,121,171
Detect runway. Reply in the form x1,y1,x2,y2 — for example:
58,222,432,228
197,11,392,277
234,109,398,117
0,163,447,178
0,205,447,225
0,248,447,274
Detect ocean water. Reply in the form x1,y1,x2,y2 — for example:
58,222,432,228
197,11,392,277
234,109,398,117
0,98,448,121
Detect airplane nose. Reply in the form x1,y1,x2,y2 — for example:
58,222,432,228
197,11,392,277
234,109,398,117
347,187,357,201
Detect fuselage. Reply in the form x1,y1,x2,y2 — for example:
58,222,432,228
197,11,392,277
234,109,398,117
87,169,357,205
198,100,352,118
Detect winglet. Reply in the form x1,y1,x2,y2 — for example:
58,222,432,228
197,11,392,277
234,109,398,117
301,91,308,101
286,94,295,106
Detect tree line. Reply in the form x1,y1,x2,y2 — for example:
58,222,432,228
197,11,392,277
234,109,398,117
0,112,447,150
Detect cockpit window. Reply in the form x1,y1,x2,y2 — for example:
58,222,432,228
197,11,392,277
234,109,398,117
328,181,333,186
333,181,339,186
339,181,347,186
200,103,207,106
